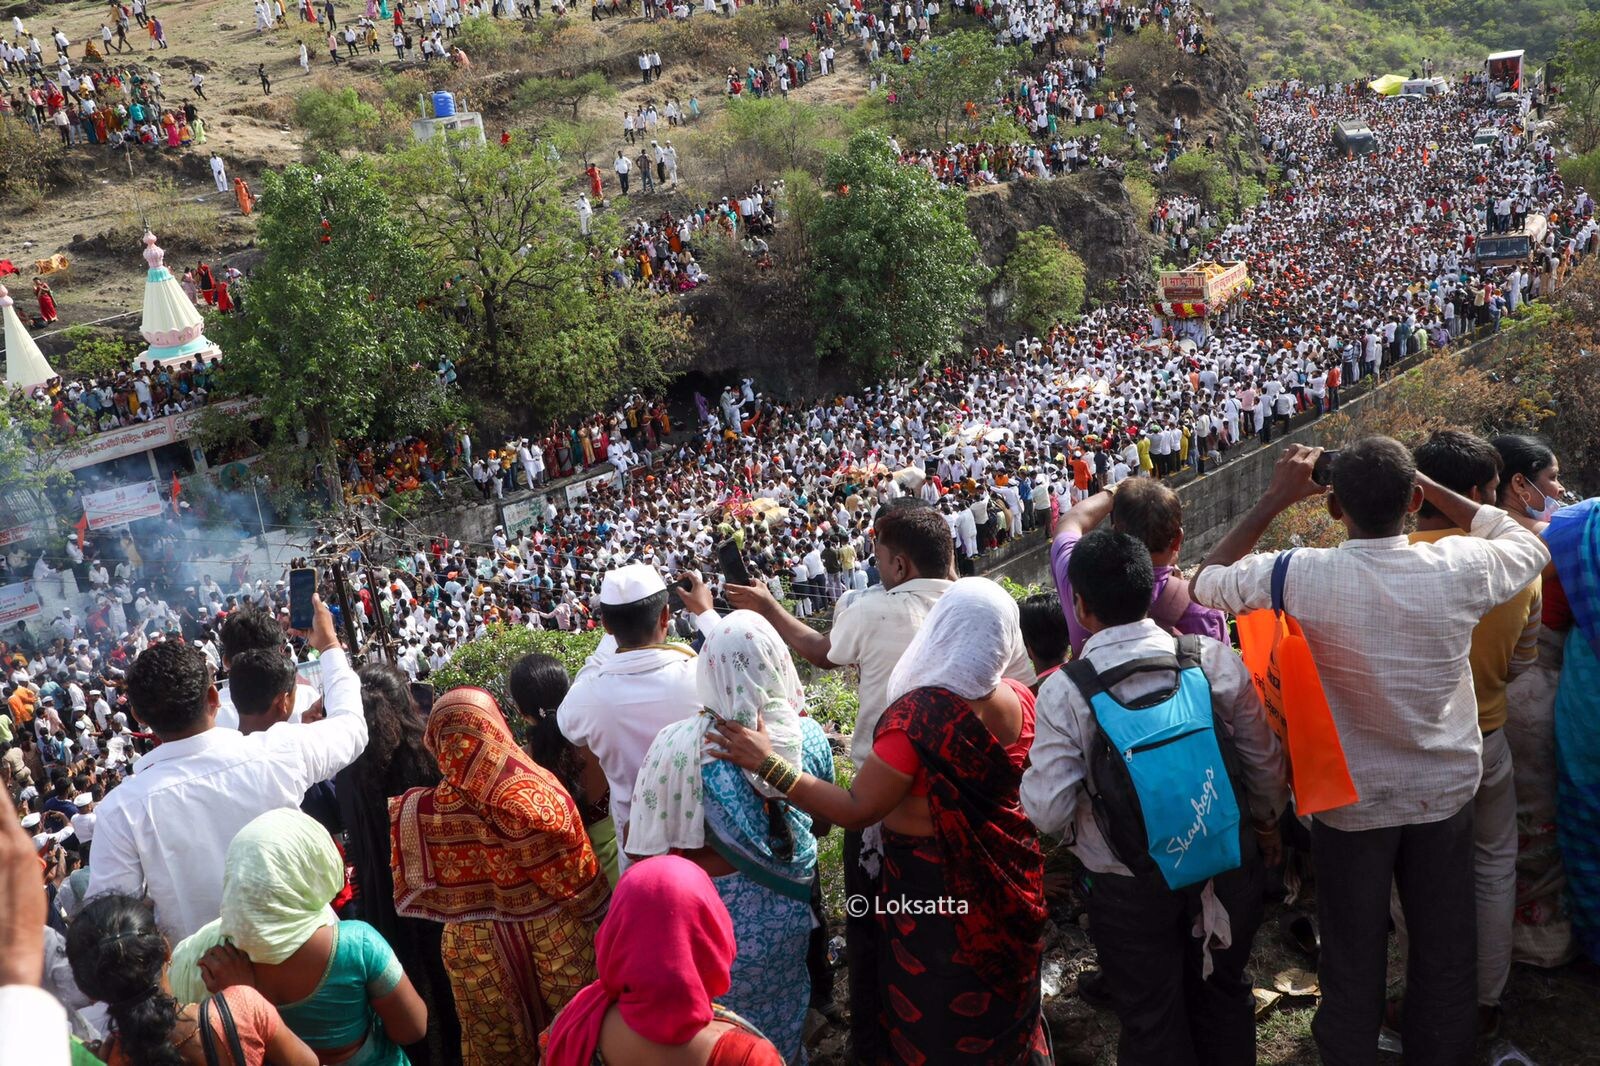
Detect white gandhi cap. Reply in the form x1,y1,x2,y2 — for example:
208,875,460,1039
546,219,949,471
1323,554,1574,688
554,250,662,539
599,563,667,607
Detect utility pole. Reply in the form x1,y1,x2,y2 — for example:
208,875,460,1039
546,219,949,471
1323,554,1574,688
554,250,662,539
329,560,362,659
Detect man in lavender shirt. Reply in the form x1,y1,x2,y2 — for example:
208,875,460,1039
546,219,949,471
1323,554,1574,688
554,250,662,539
1051,478,1227,656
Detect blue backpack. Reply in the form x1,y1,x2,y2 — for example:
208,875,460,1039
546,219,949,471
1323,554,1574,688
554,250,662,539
1065,635,1248,889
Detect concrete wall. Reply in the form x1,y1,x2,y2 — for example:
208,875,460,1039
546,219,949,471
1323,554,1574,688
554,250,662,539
980,361,1423,589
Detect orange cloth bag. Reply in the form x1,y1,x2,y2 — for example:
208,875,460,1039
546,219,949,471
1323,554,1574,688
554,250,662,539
1235,549,1358,816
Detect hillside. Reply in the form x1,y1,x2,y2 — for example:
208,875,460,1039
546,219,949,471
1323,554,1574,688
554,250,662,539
1209,0,1598,83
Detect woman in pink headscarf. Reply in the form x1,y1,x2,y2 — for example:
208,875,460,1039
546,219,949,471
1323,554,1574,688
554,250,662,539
544,856,783,1066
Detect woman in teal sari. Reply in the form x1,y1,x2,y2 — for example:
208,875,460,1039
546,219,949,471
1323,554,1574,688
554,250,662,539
169,809,429,1065
628,611,834,1063
1545,496,1600,963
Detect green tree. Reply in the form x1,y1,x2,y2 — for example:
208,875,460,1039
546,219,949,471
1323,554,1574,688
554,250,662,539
514,72,617,124
1003,227,1087,333
874,30,1027,143
382,138,687,424
808,130,991,378
1560,12,1600,153
1561,145,1600,198
208,159,464,506
431,624,602,726
57,327,135,379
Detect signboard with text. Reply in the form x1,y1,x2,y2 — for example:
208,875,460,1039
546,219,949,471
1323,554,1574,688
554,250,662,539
48,399,261,473
83,481,164,530
0,581,42,625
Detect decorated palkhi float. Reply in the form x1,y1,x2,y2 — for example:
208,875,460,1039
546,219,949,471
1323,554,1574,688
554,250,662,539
1151,260,1251,343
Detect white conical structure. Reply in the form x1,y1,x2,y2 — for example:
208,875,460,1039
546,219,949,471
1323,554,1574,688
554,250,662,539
1,284,56,391
138,230,221,365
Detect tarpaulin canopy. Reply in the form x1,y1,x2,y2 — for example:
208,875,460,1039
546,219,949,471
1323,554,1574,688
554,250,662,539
1369,74,1407,96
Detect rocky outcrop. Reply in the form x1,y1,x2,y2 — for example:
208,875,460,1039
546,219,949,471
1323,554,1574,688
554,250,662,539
967,168,1156,302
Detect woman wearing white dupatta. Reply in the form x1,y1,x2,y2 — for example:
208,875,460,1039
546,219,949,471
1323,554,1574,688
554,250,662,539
629,610,835,1062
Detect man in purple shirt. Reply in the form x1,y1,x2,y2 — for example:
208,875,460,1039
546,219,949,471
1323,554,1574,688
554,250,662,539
1051,478,1226,655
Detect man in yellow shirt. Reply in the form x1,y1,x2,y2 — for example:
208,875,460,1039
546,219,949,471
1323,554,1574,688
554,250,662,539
1411,429,1540,1034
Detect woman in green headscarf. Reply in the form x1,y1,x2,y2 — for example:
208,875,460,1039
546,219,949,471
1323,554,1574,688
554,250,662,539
170,808,429,1065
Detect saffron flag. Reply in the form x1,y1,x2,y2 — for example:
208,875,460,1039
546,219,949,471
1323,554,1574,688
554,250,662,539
75,512,88,549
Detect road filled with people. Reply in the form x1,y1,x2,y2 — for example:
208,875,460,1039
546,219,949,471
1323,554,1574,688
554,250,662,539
4,5,1600,1064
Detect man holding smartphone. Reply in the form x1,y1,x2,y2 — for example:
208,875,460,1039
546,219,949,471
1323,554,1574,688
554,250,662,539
86,597,368,942
1192,439,1549,1064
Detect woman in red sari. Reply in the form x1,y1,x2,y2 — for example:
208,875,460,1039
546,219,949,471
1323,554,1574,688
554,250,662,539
33,277,58,323
390,687,610,1066
711,578,1050,1065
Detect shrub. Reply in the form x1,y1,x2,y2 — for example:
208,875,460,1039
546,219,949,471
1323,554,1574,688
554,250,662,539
1559,147,1600,200
805,670,859,735
1124,174,1157,221
0,115,62,195
1003,226,1088,334
58,327,135,378
293,86,396,153
1168,151,1229,205
431,624,603,714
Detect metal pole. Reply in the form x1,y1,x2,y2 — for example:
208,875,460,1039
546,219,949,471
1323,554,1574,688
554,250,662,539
329,560,361,659
364,561,396,665
251,477,267,537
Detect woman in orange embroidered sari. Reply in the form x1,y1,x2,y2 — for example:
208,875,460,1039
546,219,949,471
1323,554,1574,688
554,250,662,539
390,688,611,1066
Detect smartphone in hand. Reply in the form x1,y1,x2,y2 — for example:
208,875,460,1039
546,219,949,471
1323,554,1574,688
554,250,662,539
716,539,752,586
288,568,316,631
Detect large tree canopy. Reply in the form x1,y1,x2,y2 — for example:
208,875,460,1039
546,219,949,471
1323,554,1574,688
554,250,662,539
808,130,990,379
381,138,688,427
209,158,464,501
874,30,1028,144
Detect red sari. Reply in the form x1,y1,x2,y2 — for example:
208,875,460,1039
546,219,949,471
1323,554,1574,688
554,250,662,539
34,280,57,322
872,687,1050,1065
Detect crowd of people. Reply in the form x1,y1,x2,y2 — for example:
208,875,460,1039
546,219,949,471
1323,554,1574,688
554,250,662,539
17,355,223,443
2,44,203,152
5,423,1600,1066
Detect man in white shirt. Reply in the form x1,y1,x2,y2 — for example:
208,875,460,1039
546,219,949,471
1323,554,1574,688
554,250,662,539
1192,439,1549,1065
87,597,368,942
213,607,318,730
1024,528,1287,1064
558,564,701,868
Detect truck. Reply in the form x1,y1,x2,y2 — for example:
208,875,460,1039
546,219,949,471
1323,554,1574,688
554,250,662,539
1475,213,1548,267
1487,49,1525,95
1332,119,1378,157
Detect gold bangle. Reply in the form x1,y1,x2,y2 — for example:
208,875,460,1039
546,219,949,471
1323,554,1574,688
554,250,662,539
756,753,783,780
761,756,800,794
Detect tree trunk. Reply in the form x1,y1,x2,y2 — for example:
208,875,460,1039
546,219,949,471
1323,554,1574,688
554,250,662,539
308,410,344,509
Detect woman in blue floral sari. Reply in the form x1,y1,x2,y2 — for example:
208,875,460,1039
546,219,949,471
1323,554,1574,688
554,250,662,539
1546,496,1600,962
628,611,834,1063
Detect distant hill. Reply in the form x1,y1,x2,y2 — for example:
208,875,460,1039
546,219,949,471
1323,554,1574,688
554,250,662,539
1209,0,1598,83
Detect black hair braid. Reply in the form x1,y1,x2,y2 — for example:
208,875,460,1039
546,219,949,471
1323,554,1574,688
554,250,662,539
64,894,183,1066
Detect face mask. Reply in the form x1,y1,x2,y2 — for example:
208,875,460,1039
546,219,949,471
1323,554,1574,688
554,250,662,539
1521,482,1561,522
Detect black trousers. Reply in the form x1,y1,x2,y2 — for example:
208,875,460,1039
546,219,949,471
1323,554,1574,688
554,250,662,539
807,868,833,1008
1089,858,1265,1066
1311,802,1476,1066
843,828,883,1061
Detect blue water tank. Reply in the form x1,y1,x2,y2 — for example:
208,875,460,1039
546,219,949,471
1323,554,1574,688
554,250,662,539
432,91,456,119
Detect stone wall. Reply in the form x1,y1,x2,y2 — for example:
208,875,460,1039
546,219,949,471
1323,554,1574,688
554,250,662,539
979,354,1438,589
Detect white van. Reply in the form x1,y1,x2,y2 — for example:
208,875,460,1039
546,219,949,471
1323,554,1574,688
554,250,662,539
1400,77,1451,98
